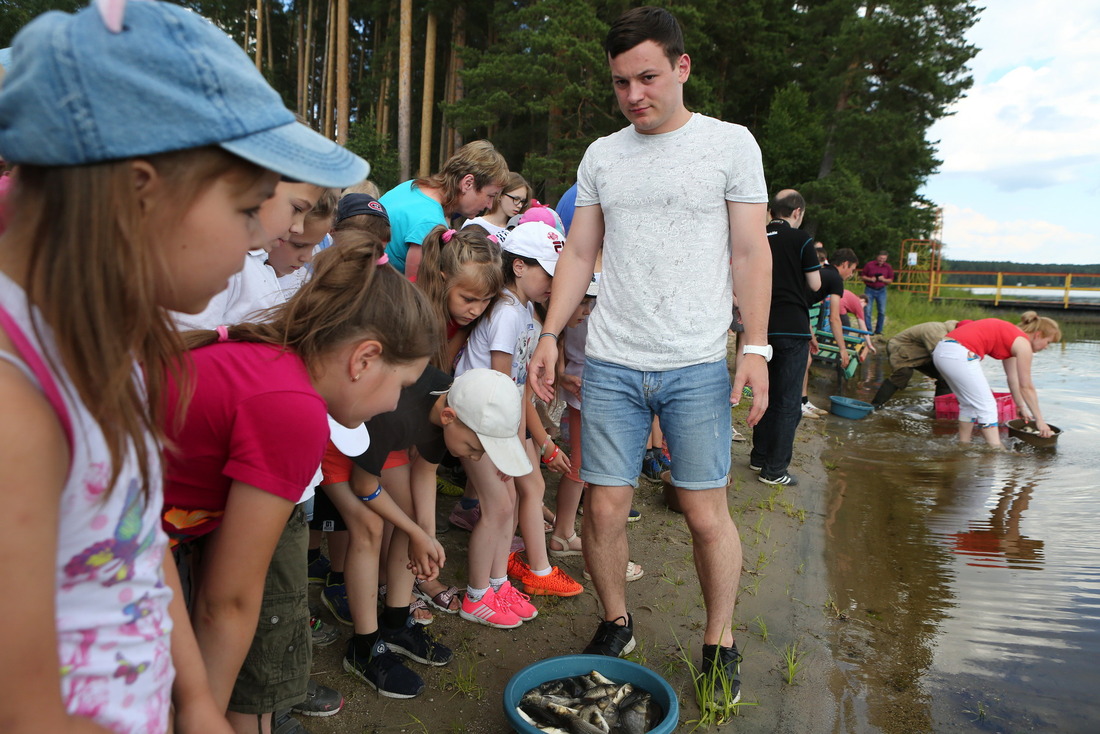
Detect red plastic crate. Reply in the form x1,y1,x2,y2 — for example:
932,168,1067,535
934,392,1017,422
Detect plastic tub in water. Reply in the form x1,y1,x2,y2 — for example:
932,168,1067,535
503,654,678,733
829,395,874,420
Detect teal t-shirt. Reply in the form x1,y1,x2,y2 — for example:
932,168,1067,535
379,180,446,274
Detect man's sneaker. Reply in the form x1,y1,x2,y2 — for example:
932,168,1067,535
641,453,662,480
310,616,340,647
627,507,642,523
460,587,522,629
322,583,352,626
290,679,344,717
380,618,453,666
343,638,424,699
497,581,538,621
655,452,671,474
583,614,636,657
448,502,481,531
748,462,763,472
307,554,331,585
518,566,584,598
700,643,742,704
759,472,798,486
801,401,824,418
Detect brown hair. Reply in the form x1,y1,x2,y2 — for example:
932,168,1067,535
184,242,440,373
418,225,503,367
1019,311,1061,342
333,215,390,258
306,187,340,226
7,148,267,496
487,172,531,218
414,140,508,215
605,6,685,66
342,179,381,198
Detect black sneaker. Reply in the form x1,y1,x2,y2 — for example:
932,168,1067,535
272,710,310,734
381,619,453,667
309,616,340,648
700,643,742,704
583,614,636,657
758,472,798,486
290,679,344,717
343,639,424,699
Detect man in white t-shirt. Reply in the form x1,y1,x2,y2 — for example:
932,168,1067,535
529,5,771,705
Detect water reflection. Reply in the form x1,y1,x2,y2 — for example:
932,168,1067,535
821,338,1100,733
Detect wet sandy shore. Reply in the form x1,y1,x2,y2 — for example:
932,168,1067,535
302,398,848,733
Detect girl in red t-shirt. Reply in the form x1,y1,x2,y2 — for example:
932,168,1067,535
932,311,1061,447
164,244,440,722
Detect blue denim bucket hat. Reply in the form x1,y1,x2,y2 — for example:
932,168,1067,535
0,1,367,188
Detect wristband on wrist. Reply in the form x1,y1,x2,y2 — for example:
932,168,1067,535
540,435,553,457
541,446,561,465
538,332,558,341
357,486,382,502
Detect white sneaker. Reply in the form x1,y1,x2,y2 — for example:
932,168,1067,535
809,401,829,416
801,402,821,418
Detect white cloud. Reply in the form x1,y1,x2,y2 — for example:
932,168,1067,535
928,2,1100,189
939,203,1100,264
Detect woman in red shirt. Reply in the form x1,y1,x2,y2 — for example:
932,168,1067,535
932,311,1060,447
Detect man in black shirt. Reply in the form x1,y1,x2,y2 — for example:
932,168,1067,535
750,190,822,486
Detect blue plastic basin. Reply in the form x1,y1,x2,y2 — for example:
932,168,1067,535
503,654,679,733
829,395,874,420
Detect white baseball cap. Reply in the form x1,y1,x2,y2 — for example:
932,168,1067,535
586,272,601,297
503,221,564,277
327,415,371,456
448,369,532,477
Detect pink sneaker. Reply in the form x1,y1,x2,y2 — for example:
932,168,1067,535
459,587,521,629
449,502,481,531
497,581,538,621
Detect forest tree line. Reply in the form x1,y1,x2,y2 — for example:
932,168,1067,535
940,261,1100,287
2,0,983,258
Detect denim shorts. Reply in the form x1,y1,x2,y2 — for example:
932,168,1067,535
580,357,732,490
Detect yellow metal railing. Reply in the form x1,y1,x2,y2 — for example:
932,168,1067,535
898,270,1100,309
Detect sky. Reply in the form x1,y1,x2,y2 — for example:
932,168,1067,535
919,1,1100,265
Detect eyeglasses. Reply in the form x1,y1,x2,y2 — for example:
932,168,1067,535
502,192,528,207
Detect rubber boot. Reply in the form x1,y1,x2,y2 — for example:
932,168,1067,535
871,380,898,408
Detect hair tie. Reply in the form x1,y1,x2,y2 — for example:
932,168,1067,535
215,325,230,343
488,233,500,245
441,228,456,244
376,253,389,266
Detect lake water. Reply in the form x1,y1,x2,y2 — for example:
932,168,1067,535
819,338,1100,732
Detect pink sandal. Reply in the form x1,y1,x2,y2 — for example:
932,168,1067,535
413,579,461,615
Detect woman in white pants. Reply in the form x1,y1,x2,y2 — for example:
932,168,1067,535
932,311,1060,448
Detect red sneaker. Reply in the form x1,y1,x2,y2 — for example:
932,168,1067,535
519,566,583,598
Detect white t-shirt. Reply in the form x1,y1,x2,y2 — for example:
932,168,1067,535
170,250,284,331
454,289,536,386
575,113,767,371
